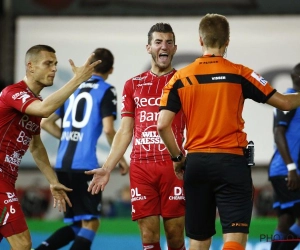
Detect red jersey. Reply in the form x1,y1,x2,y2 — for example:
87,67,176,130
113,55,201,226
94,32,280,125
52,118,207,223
0,81,42,184
121,70,185,162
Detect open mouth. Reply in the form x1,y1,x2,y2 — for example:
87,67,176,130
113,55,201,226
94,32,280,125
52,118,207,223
159,53,169,62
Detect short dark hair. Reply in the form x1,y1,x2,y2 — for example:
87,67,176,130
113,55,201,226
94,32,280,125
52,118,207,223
291,63,300,82
91,48,114,74
25,44,56,64
147,23,175,45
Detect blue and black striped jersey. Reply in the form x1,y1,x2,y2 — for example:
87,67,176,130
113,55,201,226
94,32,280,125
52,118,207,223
54,75,117,171
269,88,300,177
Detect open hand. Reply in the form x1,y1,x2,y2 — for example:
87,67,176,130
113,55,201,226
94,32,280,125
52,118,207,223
85,168,110,194
50,183,72,212
69,53,102,83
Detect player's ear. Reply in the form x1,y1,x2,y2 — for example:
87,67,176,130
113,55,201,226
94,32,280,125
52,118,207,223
27,62,34,73
146,44,151,54
199,37,204,46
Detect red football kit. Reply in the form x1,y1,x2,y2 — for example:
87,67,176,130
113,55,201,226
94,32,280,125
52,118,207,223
0,80,42,239
121,69,185,220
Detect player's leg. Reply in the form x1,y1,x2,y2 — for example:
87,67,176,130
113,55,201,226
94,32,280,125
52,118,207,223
163,216,185,250
189,238,212,250
69,172,101,250
130,162,162,249
270,177,300,250
216,153,253,250
70,218,99,250
138,215,161,249
270,208,294,250
277,202,300,250
34,222,81,250
183,153,217,250
159,160,185,250
35,172,78,250
7,229,32,250
0,181,31,250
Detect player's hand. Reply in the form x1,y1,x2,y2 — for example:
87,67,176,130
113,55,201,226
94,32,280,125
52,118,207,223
50,183,72,212
69,53,102,83
173,157,186,180
85,168,110,194
117,160,129,176
287,170,300,190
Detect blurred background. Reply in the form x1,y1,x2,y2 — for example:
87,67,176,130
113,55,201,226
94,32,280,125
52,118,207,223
1,0,300,249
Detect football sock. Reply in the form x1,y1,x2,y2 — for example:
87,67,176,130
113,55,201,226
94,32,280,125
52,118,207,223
35,225,78,249
143,242,161,250
270,230,285,250
69,228,96,250
277,224,300,250
222,241,244,250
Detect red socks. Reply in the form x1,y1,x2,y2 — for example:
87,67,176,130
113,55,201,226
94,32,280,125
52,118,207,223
143,242,161,250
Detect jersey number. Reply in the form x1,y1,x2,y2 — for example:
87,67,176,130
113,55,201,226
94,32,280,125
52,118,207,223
63,92,93,128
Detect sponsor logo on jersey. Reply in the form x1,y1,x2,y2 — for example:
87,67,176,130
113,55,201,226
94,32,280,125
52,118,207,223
4,192,18,204
5,150,24,169
61,131,84,142
12,91,31,103
17,130,32,146
19,115,39,133
132,76,147,81
131,187,146,202
169,187,185,200
79,83,99,89
251,71,268,86
134,97,161,108
135,125,166,152
212,76,226,80
137,82,153,87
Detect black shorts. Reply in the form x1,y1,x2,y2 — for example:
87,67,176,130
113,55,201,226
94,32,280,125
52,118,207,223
269,176,300,216
56,171,102,223
184,153,253,240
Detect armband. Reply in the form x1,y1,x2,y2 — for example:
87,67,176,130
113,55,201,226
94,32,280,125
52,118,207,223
287,163,297,171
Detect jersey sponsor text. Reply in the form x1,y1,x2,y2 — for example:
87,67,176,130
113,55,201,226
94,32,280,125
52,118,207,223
61,131,84,142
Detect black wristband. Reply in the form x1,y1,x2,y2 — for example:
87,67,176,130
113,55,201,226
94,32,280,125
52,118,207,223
170,152,183,162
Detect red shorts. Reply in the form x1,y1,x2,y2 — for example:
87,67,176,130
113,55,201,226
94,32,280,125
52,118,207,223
130,160,185,221
0,179,28,240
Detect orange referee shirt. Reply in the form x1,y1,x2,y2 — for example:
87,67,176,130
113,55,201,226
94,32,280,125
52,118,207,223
159,55,276,155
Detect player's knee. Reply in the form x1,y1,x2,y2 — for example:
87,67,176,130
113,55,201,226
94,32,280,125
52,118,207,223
12,239,32,250
141,229,160,242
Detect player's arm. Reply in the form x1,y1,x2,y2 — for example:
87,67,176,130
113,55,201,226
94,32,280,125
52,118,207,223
86,116,133,194
29,134,72,211
102,116,129,176
157,109,185,179
274,125,299,190
267,92,300,111
25,54,101,117
40,113,61,139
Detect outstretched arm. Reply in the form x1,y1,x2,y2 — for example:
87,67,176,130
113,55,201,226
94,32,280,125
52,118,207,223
102,116,129,176
267,91,300,111
29,134,72,211
85,116,133,194
25,54,101,117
